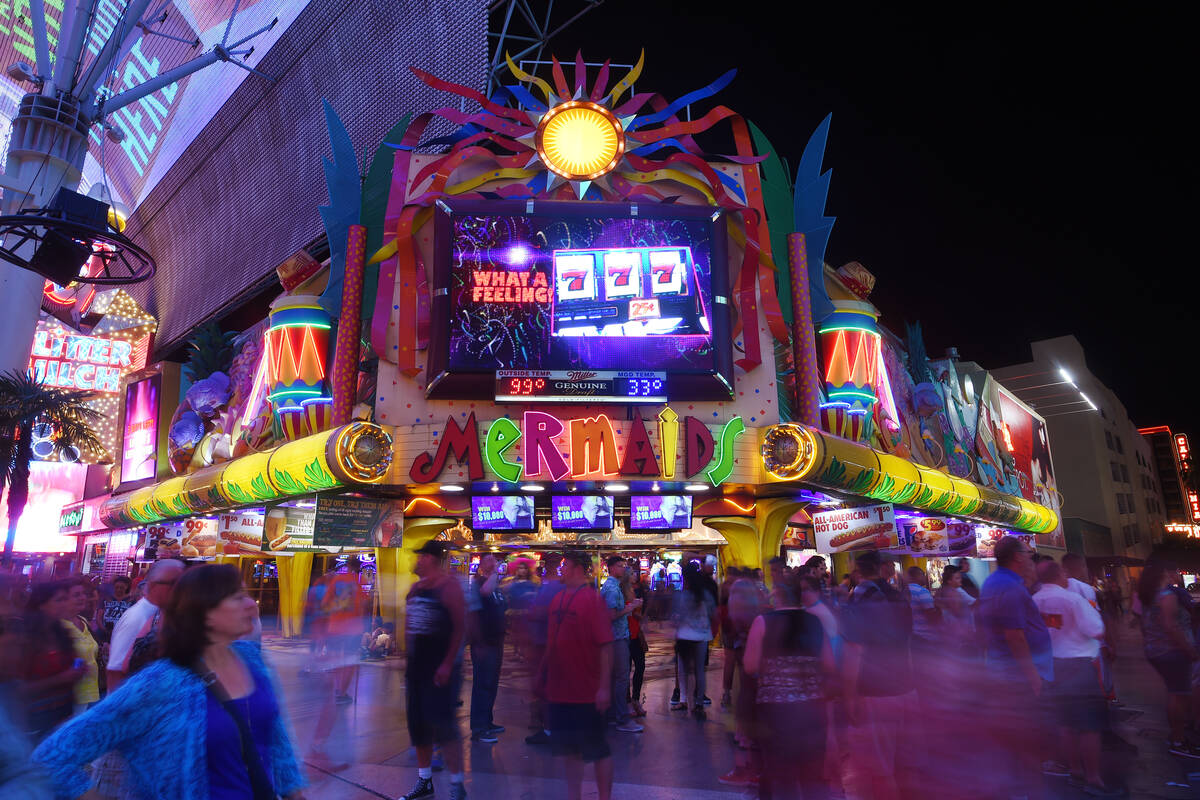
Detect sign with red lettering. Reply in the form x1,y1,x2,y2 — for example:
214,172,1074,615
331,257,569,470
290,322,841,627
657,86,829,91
812,503,898,553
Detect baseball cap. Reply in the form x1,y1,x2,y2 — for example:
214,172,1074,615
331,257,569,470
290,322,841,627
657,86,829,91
561,550,592,569
412,540,451,558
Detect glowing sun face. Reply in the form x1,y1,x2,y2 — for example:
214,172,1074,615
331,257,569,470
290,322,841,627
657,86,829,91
535,101,625,181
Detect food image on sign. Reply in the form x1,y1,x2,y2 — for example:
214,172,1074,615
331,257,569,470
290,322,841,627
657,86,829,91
219,511,265,553
813,504,898,553
945,520,977,556
974,526,1036,558
905,517,949,555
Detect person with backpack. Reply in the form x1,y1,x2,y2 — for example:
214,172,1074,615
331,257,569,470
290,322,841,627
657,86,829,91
840,550,916,800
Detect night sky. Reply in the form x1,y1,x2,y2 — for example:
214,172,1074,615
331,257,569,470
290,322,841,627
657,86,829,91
548,5,1193,434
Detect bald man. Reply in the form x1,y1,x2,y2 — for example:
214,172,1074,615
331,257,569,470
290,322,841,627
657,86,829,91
1033,560,1116,796
107,559,184,690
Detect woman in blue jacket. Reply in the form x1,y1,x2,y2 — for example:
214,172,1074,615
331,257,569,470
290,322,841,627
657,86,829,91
33,564,305,800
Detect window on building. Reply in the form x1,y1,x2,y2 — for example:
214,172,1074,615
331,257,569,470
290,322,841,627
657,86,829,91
1110,463,1120,482
1105,431,1114,450
1116,436,1124,454
1117,494,1127,514
1123,525,1134,547
1134,525,1141,544
1121,464,1130,483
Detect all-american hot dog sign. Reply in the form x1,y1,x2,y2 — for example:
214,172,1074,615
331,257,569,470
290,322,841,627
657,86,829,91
813,503,900,553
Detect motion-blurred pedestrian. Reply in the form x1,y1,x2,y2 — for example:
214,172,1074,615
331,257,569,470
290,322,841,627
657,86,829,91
600,556,642,733
1138,558,1200,757
673,562,717,720
63,579,99,712
20,581,85,742
468,553,507,743
525,553,565,745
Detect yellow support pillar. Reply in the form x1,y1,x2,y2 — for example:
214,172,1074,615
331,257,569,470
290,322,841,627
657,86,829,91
375,517,457,641
275,552,313,638
755,498,805,586
705,516,760,568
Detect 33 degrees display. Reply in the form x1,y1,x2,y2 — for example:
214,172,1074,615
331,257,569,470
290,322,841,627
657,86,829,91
425,200,733,400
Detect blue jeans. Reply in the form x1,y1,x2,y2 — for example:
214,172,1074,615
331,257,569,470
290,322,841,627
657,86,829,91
470,640,503,734
609,637,631,724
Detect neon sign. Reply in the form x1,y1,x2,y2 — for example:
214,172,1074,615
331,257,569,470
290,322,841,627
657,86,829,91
1177,434,1191,472
411,409,745,486
29,329,134,393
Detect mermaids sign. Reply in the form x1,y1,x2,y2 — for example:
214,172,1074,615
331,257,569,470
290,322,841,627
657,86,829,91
410,410,745,487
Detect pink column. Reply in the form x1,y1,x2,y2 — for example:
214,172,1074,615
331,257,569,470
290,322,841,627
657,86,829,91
331,225,367,426
788,232,821,428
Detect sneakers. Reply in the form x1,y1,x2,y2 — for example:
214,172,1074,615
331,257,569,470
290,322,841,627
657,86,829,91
401,777,435,800
525,730,550,745
449,781,467,800
669,701,687,710
615,720,644,733
1168,740,1200,758
1040,760,1070,777
718,767,754,787
670,687,680,703
700,695,712,706
471,731,498,743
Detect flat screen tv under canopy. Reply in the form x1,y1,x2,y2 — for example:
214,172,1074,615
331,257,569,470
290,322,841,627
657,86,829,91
550,495,615,532
471,495,536,532
630,495,693,530
426,200,733,402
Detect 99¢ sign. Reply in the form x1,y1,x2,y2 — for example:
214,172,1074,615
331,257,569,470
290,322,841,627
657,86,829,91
812,503,899,553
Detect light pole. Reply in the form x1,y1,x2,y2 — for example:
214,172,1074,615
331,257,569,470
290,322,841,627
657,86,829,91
0,0,276,376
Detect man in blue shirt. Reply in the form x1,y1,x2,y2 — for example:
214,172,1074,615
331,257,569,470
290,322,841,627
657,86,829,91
977,535,1053,796
600,556,643,732
526,553,564,745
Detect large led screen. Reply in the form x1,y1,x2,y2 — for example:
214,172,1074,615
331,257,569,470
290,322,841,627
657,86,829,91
630,495,693,531
427,200,732,399
121,374,161,483
551,495,614,531
471,496,536,532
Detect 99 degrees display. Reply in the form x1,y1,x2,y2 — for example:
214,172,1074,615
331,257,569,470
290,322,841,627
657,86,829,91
424,200,734,401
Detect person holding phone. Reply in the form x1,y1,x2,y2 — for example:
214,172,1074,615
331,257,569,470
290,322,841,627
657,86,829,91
599,556,642,733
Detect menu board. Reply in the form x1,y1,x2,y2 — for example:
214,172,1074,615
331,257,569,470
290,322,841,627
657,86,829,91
145,518,219,559
314,496,405,548
812,503,898,553
975,527,1036,559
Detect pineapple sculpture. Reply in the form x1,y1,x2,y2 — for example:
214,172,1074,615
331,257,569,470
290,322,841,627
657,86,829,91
167,322,237,473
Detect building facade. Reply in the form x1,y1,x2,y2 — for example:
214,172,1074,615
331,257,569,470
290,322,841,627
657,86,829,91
991,336,1167,574
1138,426,1196,527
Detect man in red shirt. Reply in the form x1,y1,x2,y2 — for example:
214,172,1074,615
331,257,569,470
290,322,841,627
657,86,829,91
323,555,365,702
542,550,614,800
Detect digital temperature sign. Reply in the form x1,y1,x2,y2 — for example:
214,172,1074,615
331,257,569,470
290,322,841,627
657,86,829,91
426,199,733,400
495,370,667,403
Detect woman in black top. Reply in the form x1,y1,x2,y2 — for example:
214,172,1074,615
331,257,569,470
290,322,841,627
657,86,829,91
744,573,835,800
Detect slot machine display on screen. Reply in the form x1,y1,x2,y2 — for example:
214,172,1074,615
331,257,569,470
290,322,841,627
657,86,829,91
426,200,733,402
471,496,537,532
551,495,615,532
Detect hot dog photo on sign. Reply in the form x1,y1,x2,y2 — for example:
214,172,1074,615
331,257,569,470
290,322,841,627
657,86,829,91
812,504,899,553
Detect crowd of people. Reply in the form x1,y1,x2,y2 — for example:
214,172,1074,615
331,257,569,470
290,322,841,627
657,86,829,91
1,538,1196,799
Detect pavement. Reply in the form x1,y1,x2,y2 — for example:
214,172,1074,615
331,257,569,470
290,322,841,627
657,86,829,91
261,617,1200,799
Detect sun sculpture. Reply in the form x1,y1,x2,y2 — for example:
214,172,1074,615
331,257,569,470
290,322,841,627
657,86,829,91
366,51,792,378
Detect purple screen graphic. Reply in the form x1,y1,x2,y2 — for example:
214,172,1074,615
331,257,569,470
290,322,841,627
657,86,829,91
448,214,715,372
472,496,536,531
630,495,693,530
550,496,614,530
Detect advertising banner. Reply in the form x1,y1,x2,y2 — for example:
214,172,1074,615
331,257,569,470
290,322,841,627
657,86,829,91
120,374,160,483
314,496,405,548
813,503,898,553
264,505,318,551
975,526,1036,559
218,511,265,553
145,518,218,559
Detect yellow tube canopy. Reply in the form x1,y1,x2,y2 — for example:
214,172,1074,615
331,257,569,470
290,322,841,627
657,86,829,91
761,423,1058,534
101,422,394,527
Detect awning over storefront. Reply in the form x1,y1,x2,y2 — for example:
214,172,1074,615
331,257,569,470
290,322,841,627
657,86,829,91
100,422,394,527
761,423,1058,534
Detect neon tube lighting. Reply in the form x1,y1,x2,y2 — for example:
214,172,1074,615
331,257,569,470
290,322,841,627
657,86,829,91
268,322,332,331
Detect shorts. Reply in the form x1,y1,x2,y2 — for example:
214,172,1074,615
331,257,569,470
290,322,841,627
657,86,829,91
1148,651,1192,695
406,667,462,747
1051,657,1107,732
547,702,611,763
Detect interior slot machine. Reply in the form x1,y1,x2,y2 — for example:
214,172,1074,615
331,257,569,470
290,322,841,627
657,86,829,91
551,246,708,338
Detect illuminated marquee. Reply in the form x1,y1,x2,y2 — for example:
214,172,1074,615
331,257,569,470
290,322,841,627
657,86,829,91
29,329,134,393
410,410,745,486
1190,490,1200,522
1177,434,1191,473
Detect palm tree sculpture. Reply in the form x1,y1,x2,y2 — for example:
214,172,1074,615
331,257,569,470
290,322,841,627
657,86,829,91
1,371,103,567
